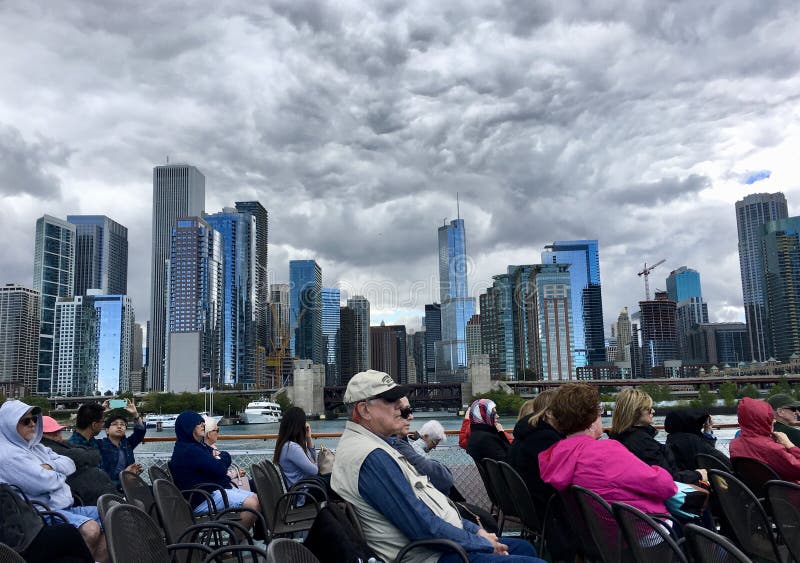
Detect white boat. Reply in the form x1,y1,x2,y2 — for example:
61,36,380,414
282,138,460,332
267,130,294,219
145,412,222,429
240,400,282,424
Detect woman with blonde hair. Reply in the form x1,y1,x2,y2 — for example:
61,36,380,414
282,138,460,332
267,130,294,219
610,388,706,484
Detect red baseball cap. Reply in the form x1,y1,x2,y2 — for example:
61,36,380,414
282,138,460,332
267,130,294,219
42,416,66,433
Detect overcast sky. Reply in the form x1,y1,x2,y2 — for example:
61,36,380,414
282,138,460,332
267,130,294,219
2,1,800,334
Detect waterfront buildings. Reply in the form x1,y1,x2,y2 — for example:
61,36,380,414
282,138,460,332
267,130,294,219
735,192,788,362
149,164,205,391
347,295,370,375
761,217,800,360
370,322,408,384
289,260,323,365
321,288,341,385
666,266,709,361
0,285,40,391
639,291,679,377
687,322,751,365
541,240,605,367
67,215,128,296
410,329,426,383
33,215,75,394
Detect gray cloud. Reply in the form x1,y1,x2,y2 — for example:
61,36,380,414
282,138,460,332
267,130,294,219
0,125,68,199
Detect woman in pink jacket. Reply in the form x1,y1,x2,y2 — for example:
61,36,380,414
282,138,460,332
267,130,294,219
539,383,677,514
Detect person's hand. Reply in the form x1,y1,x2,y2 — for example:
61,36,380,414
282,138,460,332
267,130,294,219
494,421,505,433
407,430,420,441
101,399,111,412
477,528,508,555
703,416,714,434
125,399,138,417
41,463,53,470
211,448,221,458
125,463,142,475
696,468,708,481
774,431,794,449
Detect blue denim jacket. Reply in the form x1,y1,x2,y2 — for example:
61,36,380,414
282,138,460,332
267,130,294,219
97,422,146,487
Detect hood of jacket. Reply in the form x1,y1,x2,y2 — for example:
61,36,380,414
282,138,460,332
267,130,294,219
538,435,596,490
0,400,42,449
738,397,774,438
175,410,204,443
664,409,708,436
513,414,536,441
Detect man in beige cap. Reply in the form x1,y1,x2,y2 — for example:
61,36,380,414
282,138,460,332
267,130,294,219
768,393,800,447
330,370,542,563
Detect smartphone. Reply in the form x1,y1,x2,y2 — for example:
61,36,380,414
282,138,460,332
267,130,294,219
109,399,127,409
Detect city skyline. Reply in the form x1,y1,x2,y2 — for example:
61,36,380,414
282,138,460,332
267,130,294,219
2,2,800,335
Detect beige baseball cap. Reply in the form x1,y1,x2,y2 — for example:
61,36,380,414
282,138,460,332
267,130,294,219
344,370,409,404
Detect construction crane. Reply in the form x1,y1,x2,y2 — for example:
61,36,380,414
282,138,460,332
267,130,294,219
637,259,666,301
266,306,305,388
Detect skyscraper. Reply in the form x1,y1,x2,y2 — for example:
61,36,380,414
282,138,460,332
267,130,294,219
541,240,605,366
0,284,40,391
639,291,678,377
666,266,709,361
289,260,322,365
616,308,632,362
370,322,408,384
67,215,128,296
479,276,513,379
167,217,223,392
91,293,134,393
339,306,358,385
52,296,97,396
347,295,370,374
436,218,475,375
206,208,256,387
687,323,751,364
33,215,75,394
762,217,800,361
508,265,538,380
466,314,482,361
269,284,290,352
234,201,269,351
148,164,205,391
321,288,341,385
736,192,788,362
531,264,574,380
423,303,441,382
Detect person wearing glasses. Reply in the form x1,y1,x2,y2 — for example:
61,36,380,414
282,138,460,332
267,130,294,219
331,370,544,563
97,400,146,490
768,393,800,447
609,388,707,485
0,400,108,562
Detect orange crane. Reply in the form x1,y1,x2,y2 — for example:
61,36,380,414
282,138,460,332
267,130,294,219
637,259,666,301
265,306,305,388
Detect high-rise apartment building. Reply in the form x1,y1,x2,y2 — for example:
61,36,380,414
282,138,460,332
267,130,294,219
33,215,75,394
67,215,128,296
339,306,358,385
736,192,788,361
148,164,205,391
0,284,40,391
52,296,97,396
436,218,475,374
762,217,800,361
531,264,574,380
167,217,223,392
269,284,290,352
321,288,341,385
131,322,144,372
206,208,256,387
479,276,513,379
234,201,269,351
639,291,679,377
411,329,426,383
347,295,370,374
508,265,538,380
541,240,605,366
423,303,441,382
666,266,709,361
289,260,323,364
466,314,482,361
616,308,632,362
370,322,407,384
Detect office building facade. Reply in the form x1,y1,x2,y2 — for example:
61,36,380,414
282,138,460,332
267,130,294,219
466,314,482,361
289,260,323,364
149,164,205,390
735,192,788,361
666,267,709,361
531,264,574,380
616,308,632,362
339,306,358,385
321,288,341,385
639,291,679,377
347,295,370,374
234,201,269,352
0,285,40,391
687,323,751,365
479,276,513,379
370,323,408,384
423,303,441,382
52,296,97,396
762,217,800,361
67,215,128,296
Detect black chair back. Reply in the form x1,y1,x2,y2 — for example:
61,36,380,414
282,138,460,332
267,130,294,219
684,523,752,563
473,458,499,513
766,480,800,562
482,459,517,534
708,469,783,562
558,487,601,562
0,543,25,563
497,461,543,542
695,452,732,472
152,478,198,545
251,461,318,537
204,544,270,563
612,502,686,563
96,493,126,521
119,470,158,521
731,457,780,498
105,503,171,563
148,464,173,484
572,485,631,563
265,539,317,562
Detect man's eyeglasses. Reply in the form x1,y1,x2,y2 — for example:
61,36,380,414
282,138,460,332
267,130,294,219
109,422,128,428
19,415,39,426
400,407,413,420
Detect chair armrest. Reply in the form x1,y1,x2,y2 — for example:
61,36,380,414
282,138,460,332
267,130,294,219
176,522,244,546
194,483,230,506
215,506,267,541
395,539,469,563
166,543,213,562
200,545,268,563
274,490,322,525
288,481,328,502
182,488,217,515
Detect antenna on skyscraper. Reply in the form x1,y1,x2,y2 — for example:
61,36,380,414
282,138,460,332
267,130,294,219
456,192,460,220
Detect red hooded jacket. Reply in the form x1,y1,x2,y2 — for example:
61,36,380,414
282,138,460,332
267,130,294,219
729,397,800,482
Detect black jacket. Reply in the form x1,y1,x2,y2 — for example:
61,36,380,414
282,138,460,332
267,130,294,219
40,437,118,505
508,414,563,515
465,423,510,466
611,425,702,484
664,409,730,472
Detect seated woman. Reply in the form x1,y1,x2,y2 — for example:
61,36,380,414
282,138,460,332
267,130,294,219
465,398,510,465
169,411,261,534
609,388,706,485
730,397,800,481
508,389,562,518
539,383,677,514
665,408,730,471
273,407,319,489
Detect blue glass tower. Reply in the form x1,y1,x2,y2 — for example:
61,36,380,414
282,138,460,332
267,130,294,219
666,266,708,361
90,294,134,393
321,288,340,385
206,208,256,387
67,215,128,296
666,267,703,302
289,260,323,365
436,218,475,376
541,240,605,366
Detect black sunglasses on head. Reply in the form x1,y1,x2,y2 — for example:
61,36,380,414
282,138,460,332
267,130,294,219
400,407,413,420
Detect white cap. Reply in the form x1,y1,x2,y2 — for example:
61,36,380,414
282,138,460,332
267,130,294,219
344,370,408,404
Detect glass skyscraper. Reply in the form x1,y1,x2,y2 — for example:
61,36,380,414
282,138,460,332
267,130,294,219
206,208,256,387
532,264,574,380
234,201,269,352
666,266,709,361
436,218,475,376
321,288,341,385
541,240,605,367
289,260,323,365
0,284,41,392
33,215,75,394
478,274,514,379
423,303,441,382
735,192,788,362
67,215,128,296
347,295,370,374
761,217,800,361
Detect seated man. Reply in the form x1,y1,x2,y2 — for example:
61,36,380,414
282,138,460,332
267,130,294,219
768,394,800,448
97,400,146,489
68,402,107,449
0,400,107,562
331,370,544,563
39,416,117,505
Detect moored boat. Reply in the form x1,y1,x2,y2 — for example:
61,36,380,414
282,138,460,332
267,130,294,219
240,399,282,424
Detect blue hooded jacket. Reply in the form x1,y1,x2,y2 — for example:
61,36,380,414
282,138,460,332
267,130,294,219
169,410,232,508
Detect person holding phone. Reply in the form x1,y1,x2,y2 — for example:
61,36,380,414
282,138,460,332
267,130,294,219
97,399,146,490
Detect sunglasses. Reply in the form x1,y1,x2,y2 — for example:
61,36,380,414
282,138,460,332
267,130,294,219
20,415,39,426
400,407,413,420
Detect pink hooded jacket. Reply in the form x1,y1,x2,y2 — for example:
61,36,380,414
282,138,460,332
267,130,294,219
730,397,800,482
539,435,677,514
